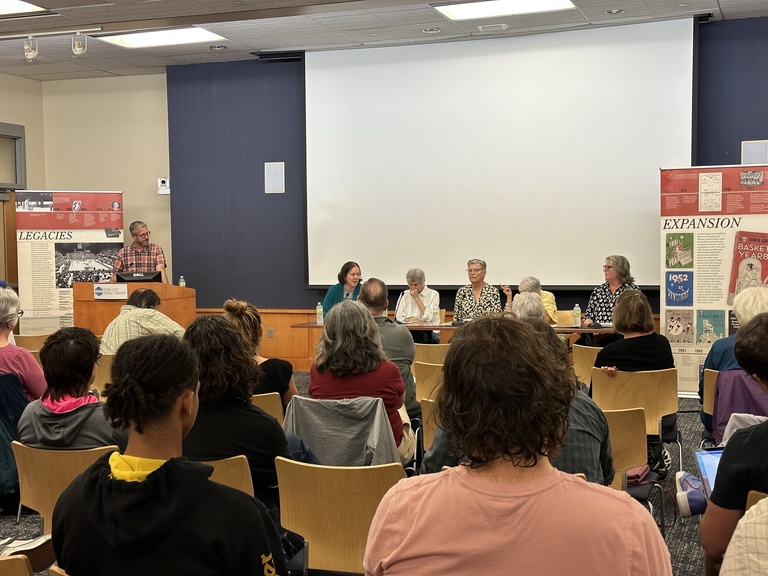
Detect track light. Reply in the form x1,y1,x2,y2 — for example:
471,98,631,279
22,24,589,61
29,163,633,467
72,32,87,55
23,36,37,62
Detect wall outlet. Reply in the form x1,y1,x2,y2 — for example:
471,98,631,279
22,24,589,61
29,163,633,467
267,327,274,338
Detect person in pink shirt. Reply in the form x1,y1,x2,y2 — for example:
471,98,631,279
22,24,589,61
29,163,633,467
364,315,672,576
0,287,45,400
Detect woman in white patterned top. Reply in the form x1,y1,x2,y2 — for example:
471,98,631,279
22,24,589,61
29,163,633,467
453,259,502,322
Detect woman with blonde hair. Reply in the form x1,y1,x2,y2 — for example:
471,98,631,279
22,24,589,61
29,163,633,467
223,298,298,408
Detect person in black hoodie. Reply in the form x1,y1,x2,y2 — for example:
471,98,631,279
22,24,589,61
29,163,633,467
52,334,287,576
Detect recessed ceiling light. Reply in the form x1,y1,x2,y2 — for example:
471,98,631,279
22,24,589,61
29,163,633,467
0,0,44,16
605,8,625,15
678,3,688,6
369,33,378,36
434,0,575,21
98,27,226,49
422,28,441,34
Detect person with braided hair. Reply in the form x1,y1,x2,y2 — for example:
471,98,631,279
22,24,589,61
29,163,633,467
51,334,286,576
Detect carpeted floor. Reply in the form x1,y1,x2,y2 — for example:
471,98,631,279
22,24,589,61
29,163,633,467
0,374,708,576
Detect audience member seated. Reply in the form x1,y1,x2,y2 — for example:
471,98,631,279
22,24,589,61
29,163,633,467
364,315,671,575
423,319,614,485
502,276,558,324
394,267,440,344
360,278,420,424
223,298,298,409
182,316,290,517
18,327,126,449
0,287,46,401
720,496,768,575
52,334,287,576
310,300,415,465
99,288,184,354
510,291,546,322
701,312,768,558
453,259,502,322
698,286,768,433
321,261,362,316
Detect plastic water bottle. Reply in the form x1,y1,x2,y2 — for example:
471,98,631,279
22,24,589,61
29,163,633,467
316,302,324,325
178,275,186,287
572,304,581,327
433,309,440,324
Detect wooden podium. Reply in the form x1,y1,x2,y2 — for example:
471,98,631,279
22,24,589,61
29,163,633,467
73,282,197,335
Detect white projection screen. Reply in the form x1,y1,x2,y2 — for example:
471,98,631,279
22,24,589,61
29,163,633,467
305,19,693,288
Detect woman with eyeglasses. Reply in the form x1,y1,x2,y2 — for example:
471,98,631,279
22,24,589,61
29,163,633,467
453,259,502,322
0,287,46,401
582,255,640,327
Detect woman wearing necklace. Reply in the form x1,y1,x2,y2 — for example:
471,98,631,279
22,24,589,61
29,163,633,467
321,261,362,316
453,259,502,322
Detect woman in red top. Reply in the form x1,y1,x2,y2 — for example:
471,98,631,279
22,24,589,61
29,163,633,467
309,301,414,462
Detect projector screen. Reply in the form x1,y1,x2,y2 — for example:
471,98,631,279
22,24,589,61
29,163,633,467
306,19,694,288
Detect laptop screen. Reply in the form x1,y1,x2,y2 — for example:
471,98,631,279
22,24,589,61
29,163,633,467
695,449,724,498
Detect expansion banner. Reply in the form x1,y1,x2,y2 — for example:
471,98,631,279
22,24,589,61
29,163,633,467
15,190,123,335
660,166,768,394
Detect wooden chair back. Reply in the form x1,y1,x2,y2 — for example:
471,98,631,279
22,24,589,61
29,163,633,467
30,350,41,368
251,392,284,425
439,309,446,323
200,455,254,497
275,457,404,573
413,361,443,403
420,398,437,452
572,344,602,386
11,441,118,534
413,343,450,365
602,408,648,490
591,367,678,436
91,354,115,396
0,556,33,576
747,490,768,510
14,334,51,351
49,566,66,576
556,309,573,326
702,368,718,416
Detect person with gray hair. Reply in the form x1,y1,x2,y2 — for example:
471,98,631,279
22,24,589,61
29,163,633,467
453,259,502,322
100,288,184,354
511,292,546,322
111,220,168,283
394,267,440,344
583,255,639,326
502,276,559,324
0,287,46,401
310,300,414,463
698,285,768,432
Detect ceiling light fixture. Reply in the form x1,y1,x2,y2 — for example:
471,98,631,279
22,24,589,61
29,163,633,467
209,44,227,50
72,31,86,55
97,27,226,49
22,35,36,61
422,28,441,34
434,0,575,21
605,8,625,15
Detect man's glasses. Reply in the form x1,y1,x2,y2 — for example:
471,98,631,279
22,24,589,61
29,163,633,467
16,310,23,317
133,231,151,238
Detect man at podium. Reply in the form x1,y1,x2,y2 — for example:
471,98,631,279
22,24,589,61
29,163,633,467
111,220,168,283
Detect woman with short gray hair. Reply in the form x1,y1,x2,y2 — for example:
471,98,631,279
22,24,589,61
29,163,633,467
511,292,546,322
502,276,559,324
0,287,46,400
395,268,440,344
453,259,502,322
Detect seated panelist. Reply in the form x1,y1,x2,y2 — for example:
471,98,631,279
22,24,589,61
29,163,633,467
453,259,501,322
394,267,440,344
321,261,362,316
502,276,558,324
